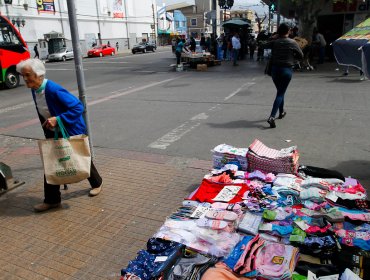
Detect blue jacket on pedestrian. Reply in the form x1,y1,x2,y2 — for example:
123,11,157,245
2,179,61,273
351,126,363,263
32,80,86,138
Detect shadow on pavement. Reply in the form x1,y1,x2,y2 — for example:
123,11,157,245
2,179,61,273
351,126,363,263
207,120,267,130
326,78,365,83
331,160,370,188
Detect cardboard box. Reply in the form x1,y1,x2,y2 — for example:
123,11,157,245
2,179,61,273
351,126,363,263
197,64,207,71
214,60,221,66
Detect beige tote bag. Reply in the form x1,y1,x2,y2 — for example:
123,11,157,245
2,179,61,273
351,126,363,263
38,117,91,185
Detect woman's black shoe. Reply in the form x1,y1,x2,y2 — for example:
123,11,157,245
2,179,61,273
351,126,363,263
267,117,276,128
278,111,287,119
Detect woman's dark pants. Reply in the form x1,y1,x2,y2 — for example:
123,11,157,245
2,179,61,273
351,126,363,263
44,161,102,204
270,65,293,118
175,51,181,65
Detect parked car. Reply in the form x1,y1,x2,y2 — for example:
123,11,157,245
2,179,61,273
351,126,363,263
87,44,116,57
48,47,74,62
131,42,156,54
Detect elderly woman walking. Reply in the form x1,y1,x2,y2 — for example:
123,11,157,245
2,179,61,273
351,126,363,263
264,23,303,128
16,58,103,212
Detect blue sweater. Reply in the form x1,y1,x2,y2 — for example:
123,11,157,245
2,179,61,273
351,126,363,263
32,80,86,137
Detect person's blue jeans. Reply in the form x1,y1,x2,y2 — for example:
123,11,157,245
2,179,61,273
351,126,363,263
270,65,293,118
233,49,239,65
318,47,325,64
175,51,181,65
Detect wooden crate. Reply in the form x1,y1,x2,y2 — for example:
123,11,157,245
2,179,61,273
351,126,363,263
197,64,207,71
214,60,221,66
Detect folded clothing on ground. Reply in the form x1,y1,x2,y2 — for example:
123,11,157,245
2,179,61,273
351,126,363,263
247,139,299,175
223,235,299,280
188,179,249,204
212,144,248,171
121,238,184,280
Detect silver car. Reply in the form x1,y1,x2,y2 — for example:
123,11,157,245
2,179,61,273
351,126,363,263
48,47,74,62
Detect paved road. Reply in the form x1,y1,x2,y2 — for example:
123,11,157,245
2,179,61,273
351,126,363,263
1,47,370,185
1,47,370,279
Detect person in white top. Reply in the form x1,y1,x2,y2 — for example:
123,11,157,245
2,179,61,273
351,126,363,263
313,29,326,64
231,33,241,66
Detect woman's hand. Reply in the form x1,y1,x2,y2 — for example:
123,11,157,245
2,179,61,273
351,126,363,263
42,117,57,130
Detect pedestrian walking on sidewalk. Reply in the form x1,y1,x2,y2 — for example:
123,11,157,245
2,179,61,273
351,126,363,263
175,38,185,66
16,58,103,212
232,33,241,66
264,23,303,128
34,44,39,58
116,42,119,52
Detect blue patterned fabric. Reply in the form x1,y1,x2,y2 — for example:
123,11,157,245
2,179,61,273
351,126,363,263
121,238,183,280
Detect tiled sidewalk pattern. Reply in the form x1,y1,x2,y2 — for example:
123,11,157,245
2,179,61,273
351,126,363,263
0,135,209,279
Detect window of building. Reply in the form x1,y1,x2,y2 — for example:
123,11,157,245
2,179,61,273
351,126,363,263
175,21,180,28
191,18,197,26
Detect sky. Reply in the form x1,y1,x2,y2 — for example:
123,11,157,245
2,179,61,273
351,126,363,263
156,0,269,15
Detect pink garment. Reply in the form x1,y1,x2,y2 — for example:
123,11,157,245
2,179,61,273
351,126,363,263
208,173,234,184
306,224,331,234
233,235,263,273
201,263,250,280
254,243,298,278
330,182,365,194
340,211,370,222
240,238,266,274
265,173,276,182
335,229,370,241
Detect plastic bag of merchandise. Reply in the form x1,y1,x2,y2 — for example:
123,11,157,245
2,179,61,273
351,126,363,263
212,144,248,171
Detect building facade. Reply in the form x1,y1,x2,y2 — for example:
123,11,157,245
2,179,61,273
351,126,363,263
318,0,370,39
0,0,156,57
166,0,221,39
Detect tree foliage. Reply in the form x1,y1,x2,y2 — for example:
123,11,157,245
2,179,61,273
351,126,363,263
260,0,352,42
255,12,268,32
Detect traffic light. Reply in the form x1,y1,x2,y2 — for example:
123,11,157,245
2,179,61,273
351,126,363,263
270,3,276,12
4,0,13,4
205,11,211,25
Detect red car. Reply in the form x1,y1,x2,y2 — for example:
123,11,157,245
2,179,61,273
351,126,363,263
87,44,116,57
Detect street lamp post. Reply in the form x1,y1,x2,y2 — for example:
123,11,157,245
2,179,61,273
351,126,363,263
12,18,26,34
218,0,234,23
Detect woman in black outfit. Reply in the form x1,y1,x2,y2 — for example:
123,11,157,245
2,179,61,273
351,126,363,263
264,23,303,128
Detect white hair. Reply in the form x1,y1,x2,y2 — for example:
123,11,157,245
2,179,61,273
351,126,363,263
16,58,46,77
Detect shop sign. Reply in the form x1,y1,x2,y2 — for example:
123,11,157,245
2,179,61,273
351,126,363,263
333,0,370,13
113,0,124,18
36,0,55,14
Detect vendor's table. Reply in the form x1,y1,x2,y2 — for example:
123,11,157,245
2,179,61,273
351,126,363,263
181,52,218,68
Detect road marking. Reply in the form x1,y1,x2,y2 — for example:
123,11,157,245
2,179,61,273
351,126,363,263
87,77,182,106
149,81,255,150
148,113,209,150
0,76,182,134
224,82,255,101
191,113,208,120
0,101,34,115
46,68,75,71
83,61,129,64
148,122,202,150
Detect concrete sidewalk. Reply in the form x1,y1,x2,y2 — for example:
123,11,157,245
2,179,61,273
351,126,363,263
0,134,210,279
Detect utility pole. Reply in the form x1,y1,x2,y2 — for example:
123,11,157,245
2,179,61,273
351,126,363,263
66,0,94,156
94,0,102,45
152,3,157,43
57,0,65,35
268,7,271,33
277,0,281,26
212,0,217,36
123,0,130,49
